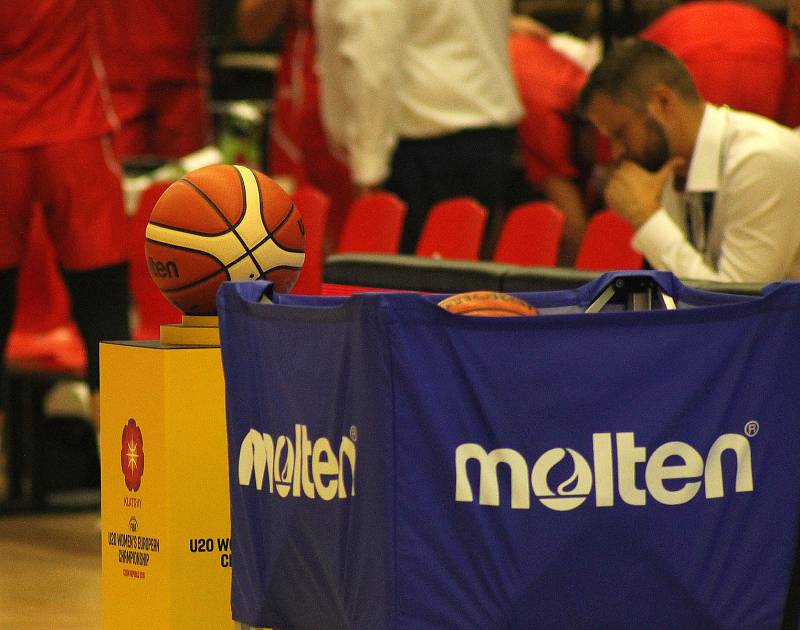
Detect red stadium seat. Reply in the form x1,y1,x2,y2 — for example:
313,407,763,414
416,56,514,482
127,181,182,339
290,185,331,295
574,209,644,271
336,191,407,254
415,197,487,260
492,201,566,267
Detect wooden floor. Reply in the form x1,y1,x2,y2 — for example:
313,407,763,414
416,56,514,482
0,510,101,629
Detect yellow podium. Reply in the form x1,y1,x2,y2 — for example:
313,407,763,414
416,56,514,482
100,317,237,629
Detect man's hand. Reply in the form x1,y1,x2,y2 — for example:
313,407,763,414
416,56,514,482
605,157,684,228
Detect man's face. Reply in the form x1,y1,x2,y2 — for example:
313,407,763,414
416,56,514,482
586,92,670,172
789,0,800,63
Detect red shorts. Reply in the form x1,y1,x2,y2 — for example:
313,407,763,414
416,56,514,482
0,134,127,271
110,83,210,160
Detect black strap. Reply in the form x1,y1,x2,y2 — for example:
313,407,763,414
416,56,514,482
701,191,715,244
686,191,715,252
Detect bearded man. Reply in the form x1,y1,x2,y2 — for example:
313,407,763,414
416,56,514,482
578,38,800,282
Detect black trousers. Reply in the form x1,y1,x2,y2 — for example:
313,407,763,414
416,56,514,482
384,126,517,255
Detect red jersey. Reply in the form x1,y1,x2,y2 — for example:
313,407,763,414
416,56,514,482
269,0,353,250
268,0,318,180
0,0,117,150
95,0,207,87
642,2,791,122
509,33,587,185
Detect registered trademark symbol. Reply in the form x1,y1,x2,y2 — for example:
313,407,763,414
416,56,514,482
350,425,358,442
744,420,760,437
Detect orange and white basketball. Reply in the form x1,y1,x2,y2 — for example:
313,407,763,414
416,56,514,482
144,164,305,315
437,291,538,317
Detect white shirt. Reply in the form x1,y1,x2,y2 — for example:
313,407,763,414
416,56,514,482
633,104,800,282
314,0,523,186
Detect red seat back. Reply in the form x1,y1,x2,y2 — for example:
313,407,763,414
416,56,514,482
336,192,407,254
575,209,644,271
492,201,566,266
290,185,331,295
415,197,488,260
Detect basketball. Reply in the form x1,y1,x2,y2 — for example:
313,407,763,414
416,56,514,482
144,164,305,315
437,291,538,317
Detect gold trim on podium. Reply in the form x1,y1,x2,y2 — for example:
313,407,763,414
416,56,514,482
160,314,220,346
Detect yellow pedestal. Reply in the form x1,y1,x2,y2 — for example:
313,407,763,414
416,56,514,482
100,336,236,629
160,314,221,346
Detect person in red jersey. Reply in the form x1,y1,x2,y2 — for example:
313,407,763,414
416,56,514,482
237,0,353,253
0,0,131,431
509,31,592,265
95,0,211,162
783,0,800,129
641,1,795,125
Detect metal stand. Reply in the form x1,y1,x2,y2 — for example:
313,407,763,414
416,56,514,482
586,275,676,313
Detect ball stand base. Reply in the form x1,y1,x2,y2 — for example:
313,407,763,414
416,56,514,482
160,315,220,346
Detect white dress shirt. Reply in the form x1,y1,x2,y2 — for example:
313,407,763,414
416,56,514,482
633,104,800,282
314,0,523,186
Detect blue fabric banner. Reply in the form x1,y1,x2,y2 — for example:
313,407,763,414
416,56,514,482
218,273,800,630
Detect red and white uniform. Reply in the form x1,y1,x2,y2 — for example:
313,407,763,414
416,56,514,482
269,0,352,250
95,0,210,160
0,0,126,271
509,32,587,187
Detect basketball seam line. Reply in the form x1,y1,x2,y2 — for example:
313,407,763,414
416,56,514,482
251,201,304,254
146,219,231,237
148,237,302,295
144,237,227,293
145,239,255,292
179,175,254,256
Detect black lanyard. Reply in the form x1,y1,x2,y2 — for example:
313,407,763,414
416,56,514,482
686,191,715,253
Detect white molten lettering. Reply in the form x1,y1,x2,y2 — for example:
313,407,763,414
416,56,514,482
455,432,753,511
238,424,356,500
